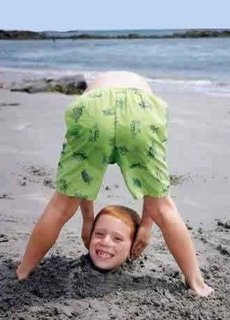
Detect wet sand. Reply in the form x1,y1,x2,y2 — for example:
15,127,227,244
0,86,230,319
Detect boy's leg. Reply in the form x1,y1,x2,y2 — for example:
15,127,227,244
16,191,80,280
132,196,214,297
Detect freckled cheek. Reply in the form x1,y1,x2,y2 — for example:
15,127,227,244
117,243,132,257
91,238,99,246
89,238,98,252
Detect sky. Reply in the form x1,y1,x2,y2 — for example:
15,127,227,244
1,0,230,31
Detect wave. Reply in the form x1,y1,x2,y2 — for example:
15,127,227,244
146,77,230,95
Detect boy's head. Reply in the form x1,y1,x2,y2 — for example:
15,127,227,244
89,205,141,270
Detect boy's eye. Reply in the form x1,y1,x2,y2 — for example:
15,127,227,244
95,232,104,236
114,237,123,242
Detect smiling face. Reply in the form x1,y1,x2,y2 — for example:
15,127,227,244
89,214,133,270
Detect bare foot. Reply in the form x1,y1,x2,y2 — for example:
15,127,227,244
184,276,214,297
191,283,214,297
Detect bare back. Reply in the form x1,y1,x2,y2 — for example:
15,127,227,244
87,71,153,95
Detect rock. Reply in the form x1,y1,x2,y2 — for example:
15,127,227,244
170,174,185,186
0,102,20,107
217,220,230,229
186,223,193,230
11,81,50,93
200,237,208,244
43,178,55,189
0,234,9,242
10,75,87,95
216,244,230,256
49,75,87,94
0,193,13,199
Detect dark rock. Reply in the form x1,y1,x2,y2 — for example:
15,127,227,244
170,174,185,186
186,223,193,230
217,220,230,229
28,166,47,177
49,76,87,95
10,75,87,95
216,244,230,256
11,81,51,94
0,193,14,200
0,234,9,243
200,237,208,244
0,102,20,107
43,178,55,189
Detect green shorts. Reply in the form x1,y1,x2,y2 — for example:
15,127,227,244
56,88,170,200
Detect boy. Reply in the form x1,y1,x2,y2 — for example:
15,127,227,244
89,205,141,270
16,71,213,296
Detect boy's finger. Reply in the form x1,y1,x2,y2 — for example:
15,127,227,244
132,234,151,258
82,235,90,249
131,241,144,259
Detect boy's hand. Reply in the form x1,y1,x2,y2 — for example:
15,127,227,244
131,219,153,259
80,199,94,249
81,217,94,249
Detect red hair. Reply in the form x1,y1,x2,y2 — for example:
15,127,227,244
92,205,141,240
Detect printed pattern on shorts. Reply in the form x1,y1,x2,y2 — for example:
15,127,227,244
56,88,170,199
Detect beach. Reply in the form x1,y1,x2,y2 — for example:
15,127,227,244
0,74,230,319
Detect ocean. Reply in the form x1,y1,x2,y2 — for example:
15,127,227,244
0,31,230,95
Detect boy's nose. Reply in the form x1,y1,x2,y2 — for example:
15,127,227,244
100,234,112,246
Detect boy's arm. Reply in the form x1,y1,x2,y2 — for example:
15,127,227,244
80,199,94,249
131,213,153,259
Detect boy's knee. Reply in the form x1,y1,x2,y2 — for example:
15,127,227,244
50,191,79,222
55,207,75,223
143,196,177,228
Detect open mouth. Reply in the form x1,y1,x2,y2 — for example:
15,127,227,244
96,250,114,259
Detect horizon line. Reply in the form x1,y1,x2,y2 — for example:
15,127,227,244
1,27,230,33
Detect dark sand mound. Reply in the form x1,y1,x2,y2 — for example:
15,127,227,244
1,226,230,320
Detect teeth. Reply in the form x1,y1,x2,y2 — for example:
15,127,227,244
97,250,112,258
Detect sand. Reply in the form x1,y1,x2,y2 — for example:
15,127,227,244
0,85,230,319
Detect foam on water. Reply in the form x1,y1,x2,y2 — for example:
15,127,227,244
147,77,230,95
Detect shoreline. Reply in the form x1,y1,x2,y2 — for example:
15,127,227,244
1,68,230,96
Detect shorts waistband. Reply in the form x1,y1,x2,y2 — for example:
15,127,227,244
83,87,154,98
